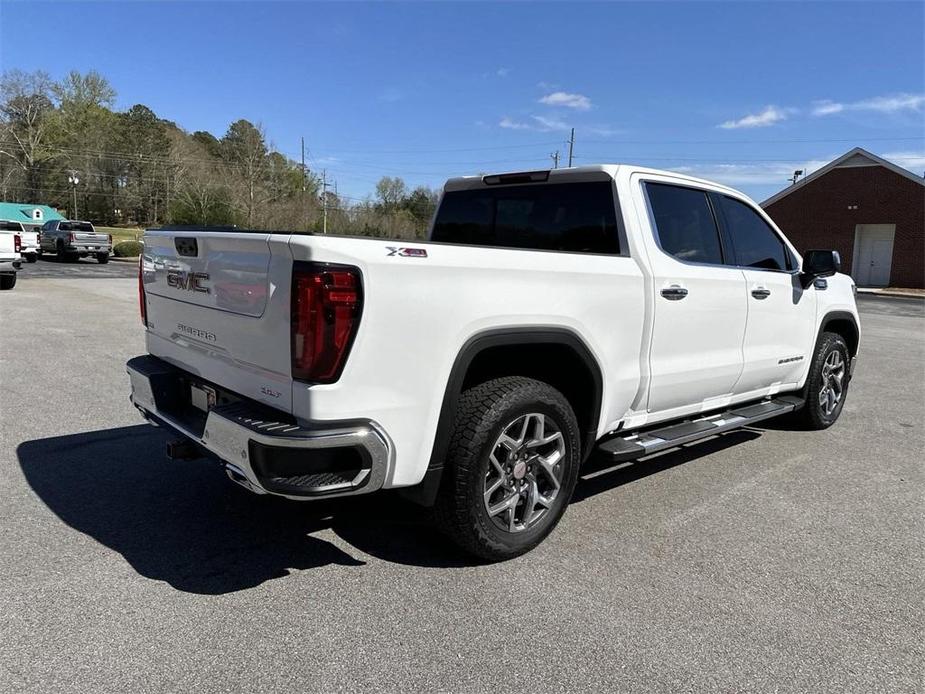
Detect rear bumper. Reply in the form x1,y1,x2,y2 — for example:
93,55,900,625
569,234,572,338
66,245,111,254
126,355,391,499
0,259,21,272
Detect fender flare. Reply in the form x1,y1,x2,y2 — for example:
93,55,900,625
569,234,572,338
817,311,860,356
401,327,604,507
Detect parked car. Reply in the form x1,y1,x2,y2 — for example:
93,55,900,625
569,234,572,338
0,226,22,289
39,220,112,263
127,164,860,560
0,220,39,262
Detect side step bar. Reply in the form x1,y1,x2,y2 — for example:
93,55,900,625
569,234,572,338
597,395,804,462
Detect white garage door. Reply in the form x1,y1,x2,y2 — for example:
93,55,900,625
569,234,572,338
853,224,895,287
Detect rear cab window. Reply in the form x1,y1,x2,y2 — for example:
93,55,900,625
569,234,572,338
431,180,620,254
60,222,95,233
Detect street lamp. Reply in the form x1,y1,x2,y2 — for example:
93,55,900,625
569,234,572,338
68,171,80,219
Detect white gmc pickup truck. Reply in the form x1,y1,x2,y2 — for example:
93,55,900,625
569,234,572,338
127,165,859,559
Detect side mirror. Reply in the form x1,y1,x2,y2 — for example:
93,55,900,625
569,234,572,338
801,249,841,287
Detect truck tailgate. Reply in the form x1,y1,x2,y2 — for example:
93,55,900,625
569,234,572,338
142,230,295,412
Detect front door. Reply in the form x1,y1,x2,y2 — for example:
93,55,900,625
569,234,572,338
712,194,817,393
641,181,748,414
853,224,895,287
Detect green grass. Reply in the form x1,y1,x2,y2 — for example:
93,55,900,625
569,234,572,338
95,226,144,242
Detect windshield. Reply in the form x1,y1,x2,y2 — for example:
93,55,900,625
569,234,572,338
431,180,619,254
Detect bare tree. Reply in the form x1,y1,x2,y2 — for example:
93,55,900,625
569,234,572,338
0,69,57,201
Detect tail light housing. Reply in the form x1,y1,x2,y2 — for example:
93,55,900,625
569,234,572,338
13,234,21,253
108,234,113,246
291,263,362,383
68,232,76,243
138,256,147,326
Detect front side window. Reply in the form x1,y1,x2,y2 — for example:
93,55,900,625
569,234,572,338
718,196,791,271
431,181,620,254
645,182,723,265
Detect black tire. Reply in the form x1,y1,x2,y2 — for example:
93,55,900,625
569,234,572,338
794,332,851,430
26,253,37,263
97,252,110,264
55,242,71,262
0,273,16,290
434,376,581,561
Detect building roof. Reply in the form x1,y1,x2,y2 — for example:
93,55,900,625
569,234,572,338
0,202,65,224
761,147,925,208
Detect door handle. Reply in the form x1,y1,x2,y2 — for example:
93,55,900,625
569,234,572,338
660,285,688,300
751,287,771,299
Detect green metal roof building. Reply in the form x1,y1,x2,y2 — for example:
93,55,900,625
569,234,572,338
0,201,65,229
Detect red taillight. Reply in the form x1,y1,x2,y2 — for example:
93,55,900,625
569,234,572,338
108,234,113,246
69,232,76,243
13,234,21,252
291,263,362,383
138,256,147,326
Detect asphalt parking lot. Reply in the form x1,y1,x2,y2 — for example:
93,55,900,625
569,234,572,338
1,266,922,693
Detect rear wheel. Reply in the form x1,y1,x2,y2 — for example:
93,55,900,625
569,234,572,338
794,332,851,430
97,252,110,264
0,273,16,290
434,376,581,561
25,253,37,263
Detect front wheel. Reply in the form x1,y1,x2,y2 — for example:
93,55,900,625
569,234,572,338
434,376,581,561
794,332,851,430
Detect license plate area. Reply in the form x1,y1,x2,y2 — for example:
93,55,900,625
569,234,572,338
190,383,217,412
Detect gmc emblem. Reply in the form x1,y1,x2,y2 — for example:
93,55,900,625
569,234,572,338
166,270,211,293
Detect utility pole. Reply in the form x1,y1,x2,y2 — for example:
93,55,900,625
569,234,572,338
550,151,560,169
567,128,575,168
300,136,306,193
68,171,80,219
321,169,329,234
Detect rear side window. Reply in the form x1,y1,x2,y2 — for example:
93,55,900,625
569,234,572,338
645,183,723,265
0,221,22,231
431,181,619,254
717,196,791,271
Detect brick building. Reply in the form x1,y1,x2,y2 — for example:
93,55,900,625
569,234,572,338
762,147,924,288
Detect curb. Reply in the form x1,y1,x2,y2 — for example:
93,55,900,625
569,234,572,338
857,289,925,299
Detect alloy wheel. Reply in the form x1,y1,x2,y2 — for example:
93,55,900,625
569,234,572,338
818,349,846,416
483,412,566,533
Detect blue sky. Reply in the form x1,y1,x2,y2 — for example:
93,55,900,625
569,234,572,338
2,1,923,203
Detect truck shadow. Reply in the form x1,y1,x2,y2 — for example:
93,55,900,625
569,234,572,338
19,424,760,594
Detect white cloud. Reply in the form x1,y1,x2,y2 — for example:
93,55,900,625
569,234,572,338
531,114,571,131
498,115,571,132
881,150,925,172
539,91,592,110
496,67,510,77
718,106,789,129
811,100,845,116
813,93,925,116
499,116,532,130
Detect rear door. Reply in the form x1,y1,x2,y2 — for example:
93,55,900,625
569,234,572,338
639,179,748,414
713,194,817,393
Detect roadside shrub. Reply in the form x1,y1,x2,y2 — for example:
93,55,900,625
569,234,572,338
113,240,143,258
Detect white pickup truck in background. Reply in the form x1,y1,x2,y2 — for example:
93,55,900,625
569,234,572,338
0,224,23,290
0,220,39,263
127,164,860,559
